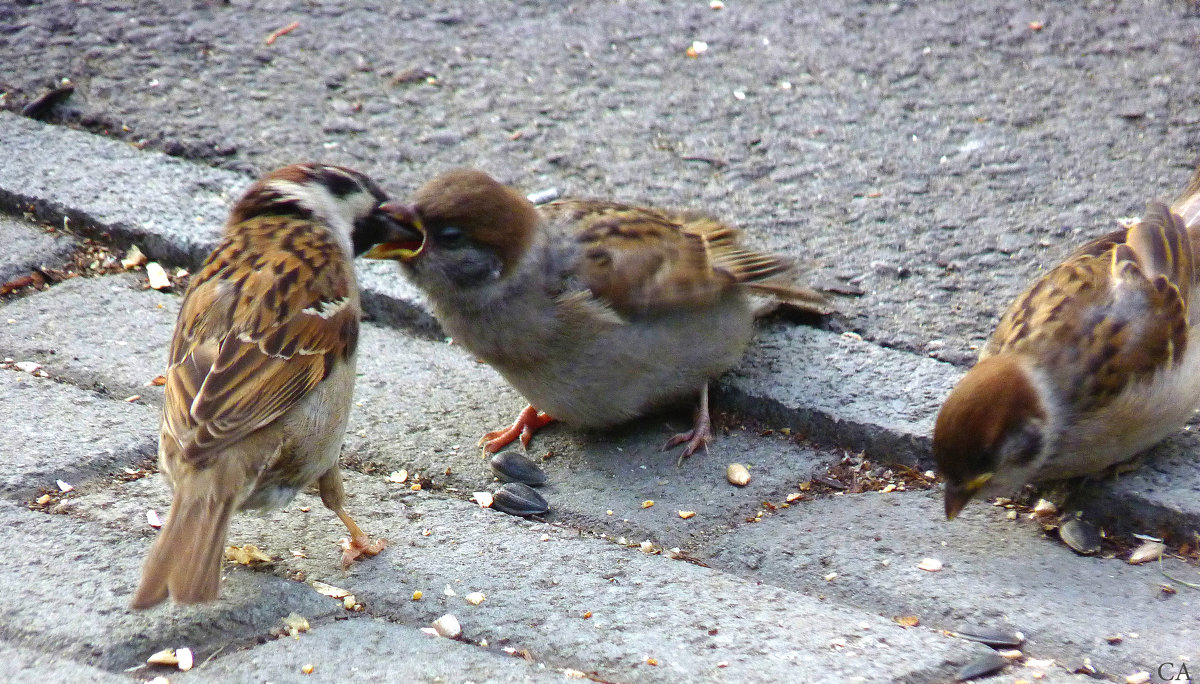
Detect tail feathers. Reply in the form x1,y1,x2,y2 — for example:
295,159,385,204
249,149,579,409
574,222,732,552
746,280,834,315
1173,157,1200,230
131,491,237,610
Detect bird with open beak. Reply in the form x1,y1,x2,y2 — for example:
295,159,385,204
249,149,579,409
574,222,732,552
365,169,828,463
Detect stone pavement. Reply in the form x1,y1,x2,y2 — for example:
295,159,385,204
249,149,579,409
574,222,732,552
2,113,1199,683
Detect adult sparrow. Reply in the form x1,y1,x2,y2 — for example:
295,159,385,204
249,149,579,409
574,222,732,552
364,169,827,462
934,170,1200,519
131,163,423,609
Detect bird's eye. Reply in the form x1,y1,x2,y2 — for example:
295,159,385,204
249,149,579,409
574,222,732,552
437,225,465,246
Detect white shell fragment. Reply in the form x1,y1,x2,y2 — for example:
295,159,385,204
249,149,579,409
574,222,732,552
1031,499,1057,517
1126,672,1151,684
147,647,193,671
1127,541,1165,565
56,480,74,493
472,491,494,508
431,614,462,638
176,648,193,671
14,361,41,374
146,262,171,290
465,592,486,606
146,509,163,528
726,463,751,487
917,558,943,572
443,584,456,597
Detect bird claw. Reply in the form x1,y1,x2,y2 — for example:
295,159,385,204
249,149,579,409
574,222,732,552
479,406,554,454
339,534,387,569
663,426,711,466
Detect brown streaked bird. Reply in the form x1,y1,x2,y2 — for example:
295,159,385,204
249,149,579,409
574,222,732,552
934,166,1200,519
364,169,828,462
131,163,423,609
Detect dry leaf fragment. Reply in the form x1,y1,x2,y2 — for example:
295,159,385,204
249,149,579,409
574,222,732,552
225,544,272,564
1127,540,1165,565
311,581,350,599
146,262,171,290
786,492,803,503
147,375,167,386
917,557,943,572
894,615,920,627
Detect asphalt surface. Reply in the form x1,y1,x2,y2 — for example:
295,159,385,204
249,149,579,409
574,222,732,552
2,1,1200,682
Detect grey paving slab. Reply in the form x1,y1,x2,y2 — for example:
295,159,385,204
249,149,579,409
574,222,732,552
172,616,569,684
69,474,993,683
693,487,1200,680
0,272,841,550
0,214,77,285
0,501,341,672
719,322,960,470
0,368,155,500
0,641,129,683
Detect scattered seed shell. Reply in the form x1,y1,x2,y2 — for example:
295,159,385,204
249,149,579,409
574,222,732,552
894,615,920,627
491,482,549,516
639,541,655,553
726,463,751,486
386,469,408,483
917,557,943,572
56,479,74,493
641,500,655,508
473,491,494,508
956,651,1009,682
146,262,171,289
950,626,1025,648
412,591,423,600
465,592,486,606
121,245,147,269
1127,540,1165,565
1059,517,1101,555
147,510,163,528
35,494,51,505
311,581,351,599
489,451,547,486
281,613,310,636
302,663,315,675
677,510,696,519
1126,672,1151,684
225,544,271,564
1031,499,1058,517
14,361,41,373
146,649,180,667
431,614,462,638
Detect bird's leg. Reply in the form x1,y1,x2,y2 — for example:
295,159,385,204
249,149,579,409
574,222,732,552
663,384,713,466
478,405,556,454
318,468,387,569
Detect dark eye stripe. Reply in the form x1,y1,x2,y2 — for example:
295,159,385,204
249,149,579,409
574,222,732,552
318,167,364,198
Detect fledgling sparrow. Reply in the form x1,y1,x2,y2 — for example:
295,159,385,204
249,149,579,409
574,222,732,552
364,169,828,462
934,169,1200,519
131,163,423,609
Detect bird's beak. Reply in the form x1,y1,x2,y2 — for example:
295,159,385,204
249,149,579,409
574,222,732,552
943,472,992,521
364,202,426,260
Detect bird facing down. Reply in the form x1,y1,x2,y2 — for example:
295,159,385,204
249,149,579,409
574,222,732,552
934,167,1200,520
131,163,423,609
364,169,828,462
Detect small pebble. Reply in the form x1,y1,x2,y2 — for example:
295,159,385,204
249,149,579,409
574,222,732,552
726,463,751,486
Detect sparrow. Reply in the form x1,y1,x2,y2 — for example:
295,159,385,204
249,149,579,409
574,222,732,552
364,169,828,462
934,167,1200,520
131,163,423,609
